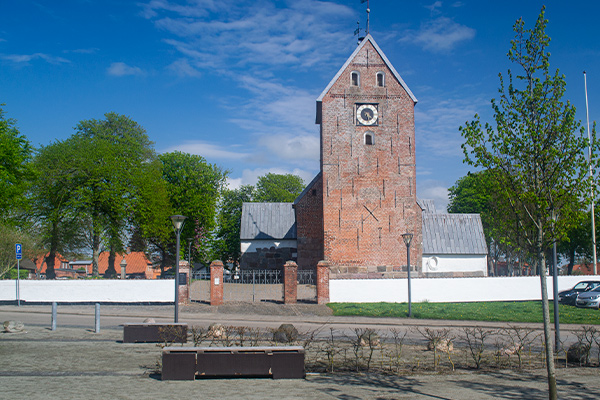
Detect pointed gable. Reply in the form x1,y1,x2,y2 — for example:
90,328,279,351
316,34,417,124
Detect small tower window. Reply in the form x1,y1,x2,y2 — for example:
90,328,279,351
351,71,360,86
364,132,374,145
376,72,385,87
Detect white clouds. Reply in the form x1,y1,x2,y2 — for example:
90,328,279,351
107,62,145,76
167,58,201,77
64,48,99,54
142,0,353,72
1,52,69,65
258,133,320,162
231,167,317,189
415,94,483,158
163,141,251,160
401,17,475,52
417,179,450,212
426,1,443,15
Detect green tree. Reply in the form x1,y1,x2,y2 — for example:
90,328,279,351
28,139,82,278
215,185,255,265
0,104,34,219
448,170,498,273
459,8,598,398
71,113,159,277
254,173,304,202
557,208,599,275
159,151,227,267
0,223,39,279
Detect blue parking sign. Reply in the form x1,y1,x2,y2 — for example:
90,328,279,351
16,244,22,260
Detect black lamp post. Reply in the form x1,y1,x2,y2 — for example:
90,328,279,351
170,215,187,323
402,233,414,318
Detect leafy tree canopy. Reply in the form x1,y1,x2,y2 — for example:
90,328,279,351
159,151,228,264
459,8,598,397
254,173,304,202
0,104,34,220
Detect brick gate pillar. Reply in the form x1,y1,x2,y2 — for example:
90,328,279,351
210,260,224,306
178,261,190,305
316,260,330,304
283,261,298,304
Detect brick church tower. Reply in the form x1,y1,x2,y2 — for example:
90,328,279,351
295,34,422,276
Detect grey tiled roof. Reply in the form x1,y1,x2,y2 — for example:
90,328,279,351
240,202,297,240
422,213,487,255
417,198,437,213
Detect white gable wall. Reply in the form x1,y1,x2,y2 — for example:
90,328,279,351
241,239,297,255
422,254,487,276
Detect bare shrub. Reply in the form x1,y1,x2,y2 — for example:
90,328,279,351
417,327,454,371
360,328,380,372
385,328,407,373
570,326,597,366
191,326,210,347
349,328,367,372
501,325,538,368
321,328,340,373
157,325,186,348
462,327,494,369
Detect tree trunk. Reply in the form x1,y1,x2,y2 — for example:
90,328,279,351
44,251,56,280
568,246,575,275
538,224,557,400
92,231,101,277
106,249,117,278
45,221,60,279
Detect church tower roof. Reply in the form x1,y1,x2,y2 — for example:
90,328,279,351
316,34,417,124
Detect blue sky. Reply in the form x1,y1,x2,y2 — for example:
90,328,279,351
1,0,599,210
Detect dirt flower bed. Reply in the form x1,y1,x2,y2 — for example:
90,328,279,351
155,323,600,375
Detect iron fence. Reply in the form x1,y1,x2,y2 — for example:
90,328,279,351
190,269,316,303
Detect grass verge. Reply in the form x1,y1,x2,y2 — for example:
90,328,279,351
327,301,600,324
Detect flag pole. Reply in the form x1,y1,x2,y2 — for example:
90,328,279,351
585,71,597,275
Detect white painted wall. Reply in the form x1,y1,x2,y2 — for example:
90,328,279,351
240,240,297,254
422,254,487,276
330,275,599,303
0,280,174,303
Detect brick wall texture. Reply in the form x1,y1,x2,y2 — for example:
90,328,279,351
297,37,422,278
210,260,224,306
295,175,324,270
283,260,298,304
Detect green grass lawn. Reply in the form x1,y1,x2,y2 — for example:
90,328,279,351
327,301,600,325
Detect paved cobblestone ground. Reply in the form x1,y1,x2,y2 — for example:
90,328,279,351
1,305,600,399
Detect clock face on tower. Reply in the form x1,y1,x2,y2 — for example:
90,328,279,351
356,103,379,126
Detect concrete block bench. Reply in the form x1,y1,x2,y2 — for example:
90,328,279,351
122,323,187,343
162,346,305,380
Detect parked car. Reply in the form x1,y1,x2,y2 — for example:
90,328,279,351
576,286,600,309
558,280,600,306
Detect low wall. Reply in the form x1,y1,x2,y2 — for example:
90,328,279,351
0,279,174,303
330,275,599,303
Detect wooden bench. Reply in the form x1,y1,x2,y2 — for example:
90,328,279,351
162,346,305,380
122,323,187,343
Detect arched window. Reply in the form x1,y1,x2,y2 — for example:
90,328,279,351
376,71,385,87
351,71,360,87
364,132,374,145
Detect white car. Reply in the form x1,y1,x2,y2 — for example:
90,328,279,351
576,287,600,309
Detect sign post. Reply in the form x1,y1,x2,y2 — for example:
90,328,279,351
16,244,22,306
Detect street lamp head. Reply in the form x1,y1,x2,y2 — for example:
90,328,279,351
170,215,187,232
402,232,413,247
119,258,127,268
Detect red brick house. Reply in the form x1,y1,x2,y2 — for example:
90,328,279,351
76,252,159,279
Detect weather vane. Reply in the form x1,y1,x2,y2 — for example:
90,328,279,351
354,0,370,43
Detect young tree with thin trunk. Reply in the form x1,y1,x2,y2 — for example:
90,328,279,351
460,7,598,399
